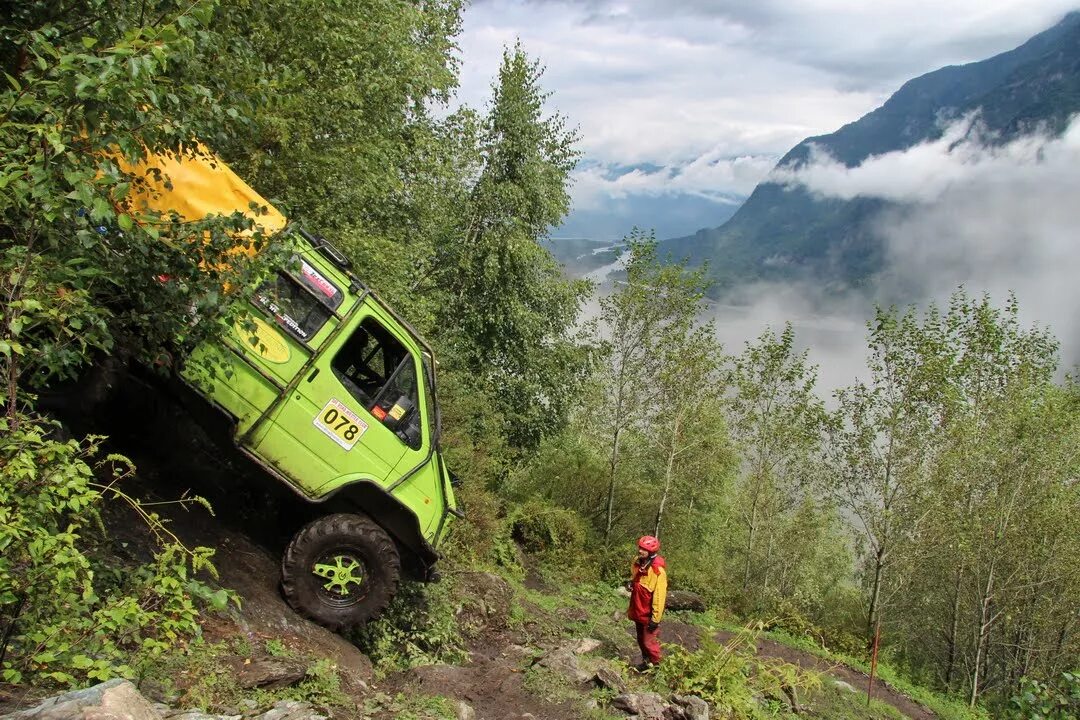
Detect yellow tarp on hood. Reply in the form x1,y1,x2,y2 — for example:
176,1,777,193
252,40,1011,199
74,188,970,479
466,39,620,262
118,146,287,236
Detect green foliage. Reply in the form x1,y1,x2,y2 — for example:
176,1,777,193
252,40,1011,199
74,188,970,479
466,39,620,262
654,626,821,719
0,0,277,425
509,497,587,554
352,580,467,675
362,692,456,720
727,323,827,613
149,638,350,713
440,480,521,574
805,683,907,720
1006,671,1080,720
427,43,591,451
0,415,225,687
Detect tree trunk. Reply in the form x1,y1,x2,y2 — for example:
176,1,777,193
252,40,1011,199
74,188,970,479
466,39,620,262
743,497,758,590
970,561,996,708
653,415,679,538
944,566,964,691
604,426,622,544
867,546,886,641
762,529,774,596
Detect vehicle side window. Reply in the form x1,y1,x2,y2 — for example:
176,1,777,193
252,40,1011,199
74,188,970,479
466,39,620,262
332,317,422,449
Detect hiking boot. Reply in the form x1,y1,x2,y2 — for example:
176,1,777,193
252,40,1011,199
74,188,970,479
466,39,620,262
634,661,653,673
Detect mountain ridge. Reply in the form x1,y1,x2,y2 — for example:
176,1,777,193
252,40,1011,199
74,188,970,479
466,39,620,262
658,11,1080,297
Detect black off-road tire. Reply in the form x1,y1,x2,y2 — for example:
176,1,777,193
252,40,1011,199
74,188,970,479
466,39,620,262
281,513,401,631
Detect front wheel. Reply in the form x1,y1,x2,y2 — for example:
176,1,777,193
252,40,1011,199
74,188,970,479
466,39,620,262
281,513,401,630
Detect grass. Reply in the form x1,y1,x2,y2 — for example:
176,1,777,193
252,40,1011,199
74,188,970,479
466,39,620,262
673,616,987,720
521,664,624,720
140,637,352,714
362,692,457,720
761,628,988,720
481,563,984,720
804,683,908,720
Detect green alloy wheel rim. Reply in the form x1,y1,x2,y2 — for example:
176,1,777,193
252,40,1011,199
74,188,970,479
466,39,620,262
311,551,367,607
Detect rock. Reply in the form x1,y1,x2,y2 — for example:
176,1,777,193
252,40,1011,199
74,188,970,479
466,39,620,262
2,680,162,720
250,701,324,720
164,713,239,720
664,591,706,613
833,680,857,694
572,638,602,656
501,644,534,664
671,695,709,720
534,644,592,683
611,692,669,720
229,658,308,690
455,572,514,630
454,701,475,720
591,667,626,693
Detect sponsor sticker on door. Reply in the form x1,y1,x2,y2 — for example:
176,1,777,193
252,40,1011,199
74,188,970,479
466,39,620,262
314,398,368,450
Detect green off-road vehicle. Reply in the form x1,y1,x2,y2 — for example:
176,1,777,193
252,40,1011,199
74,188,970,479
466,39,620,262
104,150,461,630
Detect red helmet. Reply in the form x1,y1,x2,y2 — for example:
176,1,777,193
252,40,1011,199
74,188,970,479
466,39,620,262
637,535,660,553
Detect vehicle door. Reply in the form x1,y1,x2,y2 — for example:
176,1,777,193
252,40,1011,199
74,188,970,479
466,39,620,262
253,300,427,496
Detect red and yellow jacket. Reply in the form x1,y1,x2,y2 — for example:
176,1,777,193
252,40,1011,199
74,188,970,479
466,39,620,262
628,555,668,624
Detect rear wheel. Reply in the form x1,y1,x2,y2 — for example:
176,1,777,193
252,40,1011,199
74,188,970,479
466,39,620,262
281,513,401,630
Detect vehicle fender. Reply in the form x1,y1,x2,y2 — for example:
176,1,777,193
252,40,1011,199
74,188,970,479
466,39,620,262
318,478,440,575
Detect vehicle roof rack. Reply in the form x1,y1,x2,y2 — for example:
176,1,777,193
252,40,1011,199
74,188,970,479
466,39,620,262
297,227,352,270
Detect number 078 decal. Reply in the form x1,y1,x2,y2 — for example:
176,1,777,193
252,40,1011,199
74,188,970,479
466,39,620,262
313,398,368,450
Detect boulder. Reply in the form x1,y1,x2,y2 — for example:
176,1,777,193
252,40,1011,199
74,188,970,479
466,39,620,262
250,701,325,720
664,591,706,613
2,680,161,720
571,638,602,656
611,692,669,720
591,666,626,693
832,680,857,694
227,658,307,690
534,645,591,684
454,701,475,720
671,695,709,720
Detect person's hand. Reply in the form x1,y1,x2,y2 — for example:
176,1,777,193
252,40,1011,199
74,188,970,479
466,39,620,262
647,620,659,631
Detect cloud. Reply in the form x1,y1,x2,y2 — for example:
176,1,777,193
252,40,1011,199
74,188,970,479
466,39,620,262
458,1,1079,239
768,113,1080,372
772,114,1080,203
570,152,774,211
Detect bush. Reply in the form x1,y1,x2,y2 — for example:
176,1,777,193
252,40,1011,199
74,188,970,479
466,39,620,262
351,580,467,674
441,481,520,572
1006,671,1080,720
509,497,587,554
654,625,820,719
0,415,227,687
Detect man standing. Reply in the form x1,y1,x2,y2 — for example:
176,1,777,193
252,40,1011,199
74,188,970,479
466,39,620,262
628,535,667,670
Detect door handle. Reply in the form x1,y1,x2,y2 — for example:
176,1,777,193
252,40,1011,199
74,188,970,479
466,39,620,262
307,368,320,382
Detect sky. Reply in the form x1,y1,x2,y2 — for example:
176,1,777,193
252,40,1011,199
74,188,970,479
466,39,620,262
457,0,1079,240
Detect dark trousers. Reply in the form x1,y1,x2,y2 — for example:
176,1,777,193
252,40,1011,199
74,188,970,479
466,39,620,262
635,621,662,664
